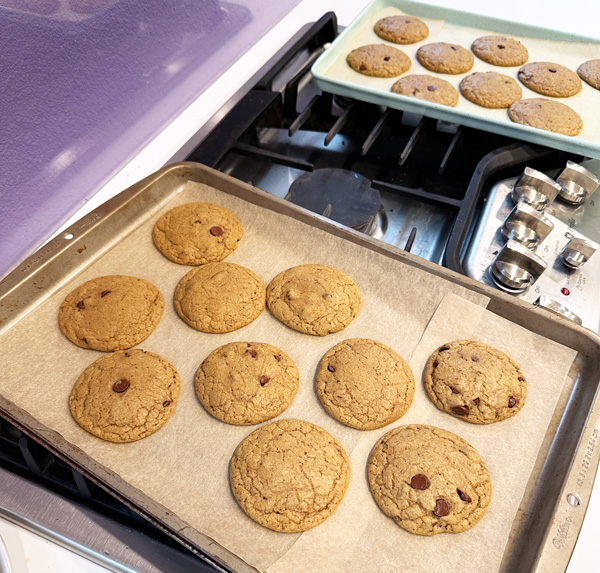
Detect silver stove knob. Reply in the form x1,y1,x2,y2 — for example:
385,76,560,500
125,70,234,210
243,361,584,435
560,236,599,269
501,202,554,248
534,296,582,325
511,167,561,211
489,239,547,293
556,161,599,205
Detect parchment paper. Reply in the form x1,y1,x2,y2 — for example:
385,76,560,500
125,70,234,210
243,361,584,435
0,179,576,572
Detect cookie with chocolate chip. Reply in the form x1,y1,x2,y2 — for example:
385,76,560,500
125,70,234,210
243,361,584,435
416,42,474,74
517,62,582,97
391,74,459,106
459,71,522,108
346,44,411,78
577,59,600,91
374,15,429,45
471,35,529,67
315,338,414,430
424,340,527,424
368,424,492,535
69,349,180,443
195,342,299,425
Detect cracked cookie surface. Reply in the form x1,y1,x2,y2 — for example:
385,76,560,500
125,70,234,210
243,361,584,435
195,342,299,425
374,15,429,44
471,35,529,67
266,264,361,336
152,202,243,265
517,62,582,97
229,419,351,532
424,340,527,424
69,349,180,443
316,338,414,430
368,424,492,535
459,71,522,108
346,44,411,78
59,275,164,351
391,74,459,106
416,42,474,74
578,59,600,90
174,262,265,333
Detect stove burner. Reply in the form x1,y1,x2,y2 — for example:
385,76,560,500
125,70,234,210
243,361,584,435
286,168,382,233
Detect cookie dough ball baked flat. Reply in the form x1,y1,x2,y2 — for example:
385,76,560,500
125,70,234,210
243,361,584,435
424,340,527,424
578,59,600,90
152,202,243,265
347,44,411,78
316,338,415,430
416,42,474,74
368,424,492,535
508,98,583,136
374,15,429,44
391,74,459,106
471,35,529,67
266,264,361,336
174,262,265,333
230,419,351,532
459,71,522,108
59,275,164,351
517,62,582,97
195,342,299,425
69,349,180,443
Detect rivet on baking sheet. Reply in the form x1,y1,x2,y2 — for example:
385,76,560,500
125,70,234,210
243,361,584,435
566,493,581,507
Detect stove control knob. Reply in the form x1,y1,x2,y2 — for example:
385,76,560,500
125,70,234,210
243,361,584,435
556,161,599,205
560,236,599,269
511,167,561,211
534,295,582,326
489,239,547,293
501,202,554,248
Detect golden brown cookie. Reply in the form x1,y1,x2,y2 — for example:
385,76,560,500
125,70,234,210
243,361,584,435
315,338,414,430
229,419,351,532
424,340,527,424
517,62,582,97
416,42,474,74
471,35,529,67
508,98,583,136
174,262,265,333
578,59,600,90
346,44,411,78
368,424,492,535
59,275,164,351
459,71,522,108
374,15,429,44
69,349,180,443
391,74,459,106
266,264,361,336
195,342,299,425
152,202,243,266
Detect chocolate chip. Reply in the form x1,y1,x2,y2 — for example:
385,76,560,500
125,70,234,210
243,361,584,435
412,88,420,95
82,337,88,344
548,68,557,73
457,489,471,503
260,375,270,386
433,498,451,517
76,300,85,309
439,345,450,351
411,474,430,490
452,405,469,416
274,354,281,362
194,220,202,224
508,396,517,408
472,397,480,405
432,360,439,368
100,290,111,298
210,226,223,237
162,400,171,407
328,365,336,372
383,56,390,62
427,85,437,91
450,386,460,394
518,376,525,382
359,64,367,71
498,44,505,49
450,46,457,51
112,378,130,393
471,355,480,362
124,352,130,357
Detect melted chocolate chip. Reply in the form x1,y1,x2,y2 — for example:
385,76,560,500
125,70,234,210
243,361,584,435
124,352,130,357
498,44,505,49
210,226,224,237
450,387,460,394
194,220,202,224
471,355,480,362
427,85,437,91
450,46,457,51
439,345,450,351
548,68,557,73
472,398,480,405
100,290,111,298
359,64,367,71
328,365,336,373
383,56,391,62
76,300,85,310
432,360,439,368
508,396,517,408
433,498,451,517
260,375,270,386
518,376,525,382
112,378,130,393
452,405,469,416
457,489,471,503
162,400,171,407
412,88,420,95
274,354,282,362
249,349,257,359
411,474,430,490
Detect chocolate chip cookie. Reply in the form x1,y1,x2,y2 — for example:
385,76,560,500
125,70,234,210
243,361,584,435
416,42,474,74
230,419,351,532
174,262,266,333
459,71,522,108
577,59,600,90
266,264,361,336
152,202,243,265
508,98,583,136
69,349,180,443
424,340,527,424
346,44,411,78
368,424,492,535
315,338,414,430
374,15,429,44
471,35,529,67
195,342,299,425
517,62,582,97
59,275,164,351
391,74,459,106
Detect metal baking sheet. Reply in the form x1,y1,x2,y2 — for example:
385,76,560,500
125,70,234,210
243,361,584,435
0,162,599,572
311,0,600,159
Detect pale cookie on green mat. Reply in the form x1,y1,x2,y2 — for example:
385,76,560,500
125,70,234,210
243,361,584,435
459,71,522,108
69,349,180,443
59,275,164,351
229,419,351,532
416,42,474,74
195,342,299,425
508,98,583,136
577,59,600,90
174,262,265,333
346,44,411,78
315,338,415,430
368,424,492,535
152,202,243,265
391,74,459,106
374,15,429,44
266,264,361,336
424,340,527,424
517,62,582,97
471,35,529,67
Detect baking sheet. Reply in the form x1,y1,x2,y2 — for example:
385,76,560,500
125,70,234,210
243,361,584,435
311,0,600,159
0,169,582,572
